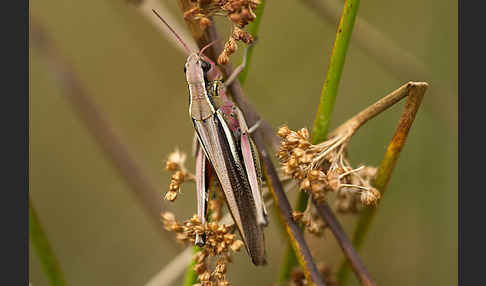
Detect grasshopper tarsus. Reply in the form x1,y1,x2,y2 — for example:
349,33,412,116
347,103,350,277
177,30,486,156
195,234,206,247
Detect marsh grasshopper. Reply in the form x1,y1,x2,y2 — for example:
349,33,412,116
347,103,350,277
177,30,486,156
153,10,268,265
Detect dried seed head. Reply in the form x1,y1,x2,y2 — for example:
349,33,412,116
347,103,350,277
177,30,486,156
199,271,211,282
161,211,175,222
229,12,241,24
292,211,304,221
225,38,238,54
164,190,178,201
194,262,207,274
165,161,179,171
299,178,311,190
360,187,380,205
164,150,194,202
200,17,212,29
277,125,292,138
230,240,244,252
218,53,229,65
194,251,208,264
215,262,227,274
276,125,380,208
184,7,200,20
297,128,310,140
308,170,321,181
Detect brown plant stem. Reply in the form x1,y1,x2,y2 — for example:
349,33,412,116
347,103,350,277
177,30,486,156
336,81,428,285
313,202,374,286
298,0,456,132
30,19,176,246
329,82,421,138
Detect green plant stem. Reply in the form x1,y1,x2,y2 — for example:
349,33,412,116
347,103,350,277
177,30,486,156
277,0,360,284
238,0,266,85
337,82,428,285
312,0,360,144
30,199,68,286
182,246,200,286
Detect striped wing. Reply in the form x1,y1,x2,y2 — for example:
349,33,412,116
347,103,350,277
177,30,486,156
193,112,266,265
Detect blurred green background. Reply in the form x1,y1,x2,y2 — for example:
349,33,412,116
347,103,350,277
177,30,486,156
29,0,457,285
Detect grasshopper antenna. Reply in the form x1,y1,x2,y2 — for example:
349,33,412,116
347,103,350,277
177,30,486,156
152,9,192,54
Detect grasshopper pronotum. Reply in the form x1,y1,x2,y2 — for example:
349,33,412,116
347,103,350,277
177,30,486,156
153,10,267,265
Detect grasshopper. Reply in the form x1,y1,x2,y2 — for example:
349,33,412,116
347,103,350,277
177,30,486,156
153,10,268,265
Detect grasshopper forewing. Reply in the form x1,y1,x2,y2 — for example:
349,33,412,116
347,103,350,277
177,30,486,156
153,10,267,265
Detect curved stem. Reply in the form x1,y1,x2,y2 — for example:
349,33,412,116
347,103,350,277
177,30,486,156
337,82,428,285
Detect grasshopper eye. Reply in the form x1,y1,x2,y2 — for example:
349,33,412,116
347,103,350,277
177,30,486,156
201,61,211,73
183,65,187,73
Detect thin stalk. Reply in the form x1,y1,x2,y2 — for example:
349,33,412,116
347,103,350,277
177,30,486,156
337,82,428,285
279,0,360,283
313,202,374,286
30,199,68,286
312,0,360,144
238,0,266,85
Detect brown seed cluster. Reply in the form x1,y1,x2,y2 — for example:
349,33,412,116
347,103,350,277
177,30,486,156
292,210,327,236
183,0,260,65
164,150,195,202
161,212,244,286
194,253,233,286
276,125,381,209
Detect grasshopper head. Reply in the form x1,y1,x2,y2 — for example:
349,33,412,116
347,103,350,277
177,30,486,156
184,53,211,84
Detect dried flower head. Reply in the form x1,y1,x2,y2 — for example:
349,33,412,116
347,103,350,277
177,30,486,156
276,125,380,214
164,150,195,201
292,207,327,237
161,211,244,286
182,0,260,65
